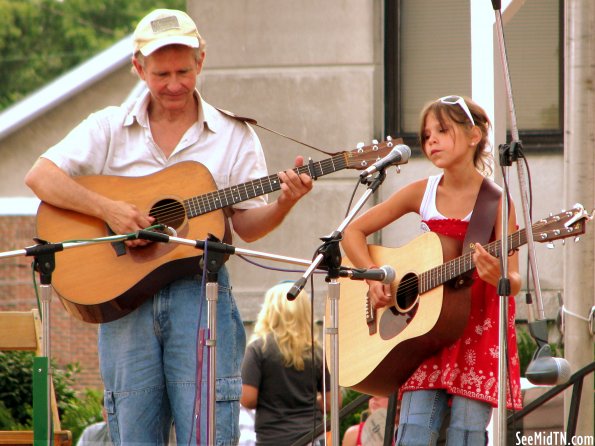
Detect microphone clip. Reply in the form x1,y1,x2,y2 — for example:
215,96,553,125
359,169,387,186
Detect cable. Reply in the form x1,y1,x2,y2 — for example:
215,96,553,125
344,176,364,218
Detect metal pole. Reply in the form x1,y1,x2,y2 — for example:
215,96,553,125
206,281,218,445
326,279,340,446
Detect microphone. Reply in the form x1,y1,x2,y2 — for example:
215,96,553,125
135,229,170,243
341,265,396,284
359,144,411,178
287,277,307,301
525,344,571,386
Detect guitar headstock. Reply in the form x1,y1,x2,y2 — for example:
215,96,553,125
533,204,593,244
344,136,406,170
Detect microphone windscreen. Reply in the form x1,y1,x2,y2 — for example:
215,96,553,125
526,357,571,386
380,265,396,284
553,357,572,384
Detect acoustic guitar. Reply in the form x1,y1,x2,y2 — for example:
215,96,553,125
36,140,398,323
327,205,591,395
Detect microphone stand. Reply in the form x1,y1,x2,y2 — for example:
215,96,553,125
0,233,137,445
135,229,385,444
134,230,314,443
287,170,389,446
201,236,225,445
491,1,548,442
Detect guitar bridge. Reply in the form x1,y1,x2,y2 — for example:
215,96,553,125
106,224,127,257
366,296,377,335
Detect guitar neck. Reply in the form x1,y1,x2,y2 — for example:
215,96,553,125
183,153,347,218
420,227,528,293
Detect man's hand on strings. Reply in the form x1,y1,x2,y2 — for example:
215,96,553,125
276,156,313,210
103,200,155,247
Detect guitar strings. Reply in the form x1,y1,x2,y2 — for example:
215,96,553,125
151,205,555,266
384,221,558,299
143,156,350,226
144,179,566,296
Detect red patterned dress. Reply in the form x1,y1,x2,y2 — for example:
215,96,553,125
399,176,523,410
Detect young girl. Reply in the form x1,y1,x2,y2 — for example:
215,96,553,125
341,95,523,445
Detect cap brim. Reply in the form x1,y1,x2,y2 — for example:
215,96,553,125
140,36,199,56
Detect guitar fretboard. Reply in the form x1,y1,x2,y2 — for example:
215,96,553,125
419,227,529,293
183,153,348,218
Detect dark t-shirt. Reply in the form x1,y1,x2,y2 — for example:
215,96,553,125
241,335,330,446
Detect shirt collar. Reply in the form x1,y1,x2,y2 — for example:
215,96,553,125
123,89,150,127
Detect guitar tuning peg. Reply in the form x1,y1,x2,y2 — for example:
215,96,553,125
356,142,364,148
546,242,555,249
386,135,393,141
372,139,379,145
574,236,581,243
561,239,566,245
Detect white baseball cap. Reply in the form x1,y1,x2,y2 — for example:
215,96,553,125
133,9,201,56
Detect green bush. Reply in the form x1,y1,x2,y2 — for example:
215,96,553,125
61,388,103,443
0,351,35,428
0,351,103,443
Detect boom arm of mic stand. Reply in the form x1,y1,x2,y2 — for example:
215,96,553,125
287,171,388,300
287,170,389,446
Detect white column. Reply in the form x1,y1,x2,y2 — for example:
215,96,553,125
563,0,595,438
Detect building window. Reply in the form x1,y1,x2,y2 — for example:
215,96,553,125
385,0,562,150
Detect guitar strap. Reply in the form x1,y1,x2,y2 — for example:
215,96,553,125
452,177,501,289
215,106,337,246
462,177,502,255
215,107,340,156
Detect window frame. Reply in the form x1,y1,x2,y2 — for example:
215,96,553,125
384,0,565,153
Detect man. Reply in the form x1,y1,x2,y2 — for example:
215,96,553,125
25,9,312,445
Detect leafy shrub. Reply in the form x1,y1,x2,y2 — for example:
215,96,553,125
0,351,35,428
60,388,103,443
0,351,102,443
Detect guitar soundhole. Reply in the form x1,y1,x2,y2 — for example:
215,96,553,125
395,272,419,313
149,199,187,230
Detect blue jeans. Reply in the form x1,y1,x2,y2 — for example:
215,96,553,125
99,266,246,445
396,390,491,446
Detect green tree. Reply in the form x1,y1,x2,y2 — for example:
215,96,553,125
0,0,185,109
